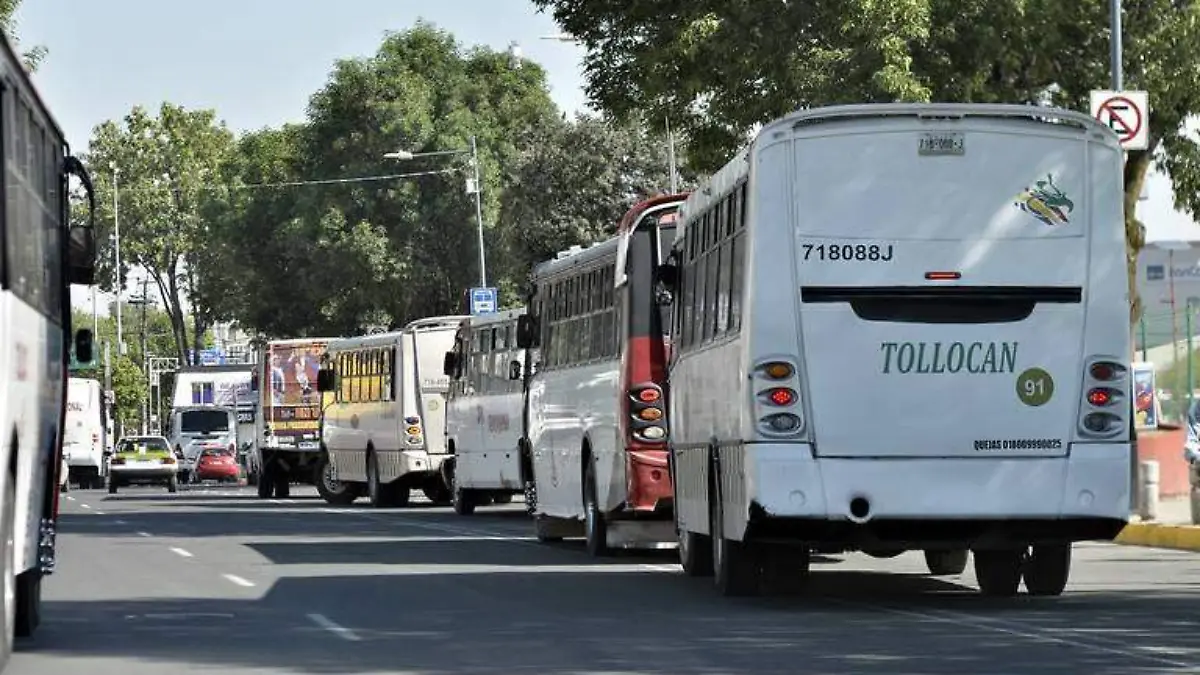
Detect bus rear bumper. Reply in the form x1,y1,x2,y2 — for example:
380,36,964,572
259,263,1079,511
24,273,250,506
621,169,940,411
741,443,1131,546
625,449,673,513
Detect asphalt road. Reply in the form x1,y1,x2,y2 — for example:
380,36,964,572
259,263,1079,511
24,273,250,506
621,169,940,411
7,483,1199,674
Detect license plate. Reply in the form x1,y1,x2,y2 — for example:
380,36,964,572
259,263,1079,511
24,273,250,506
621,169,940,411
918,132,965,156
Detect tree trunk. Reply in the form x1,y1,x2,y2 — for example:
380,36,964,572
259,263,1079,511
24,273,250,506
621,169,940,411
1123,145,1155,326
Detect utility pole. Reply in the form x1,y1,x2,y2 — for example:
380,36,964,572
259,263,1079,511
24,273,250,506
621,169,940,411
665,117,679,194
468,135,487,288
139,276,149,435
1110,0,1123,91
111,163,124,356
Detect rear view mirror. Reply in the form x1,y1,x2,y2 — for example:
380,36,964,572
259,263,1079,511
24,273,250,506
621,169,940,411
509,360,522,381
74,329,94,364
66,226,96,285
316,368,335,392
443,351,460,377
516,315,539,349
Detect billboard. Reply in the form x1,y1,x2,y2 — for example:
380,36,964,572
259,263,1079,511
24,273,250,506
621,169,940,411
261,341,326,447
171,368,256,421
1135,245,1200,350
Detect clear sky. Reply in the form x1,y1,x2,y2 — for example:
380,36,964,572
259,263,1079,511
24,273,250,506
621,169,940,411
16,0,1198,318
15,0,588,314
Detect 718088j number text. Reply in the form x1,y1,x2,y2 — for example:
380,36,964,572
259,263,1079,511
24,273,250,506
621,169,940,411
802,243,894,262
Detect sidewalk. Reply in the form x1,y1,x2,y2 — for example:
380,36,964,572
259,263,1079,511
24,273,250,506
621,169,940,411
1114,496,1200,552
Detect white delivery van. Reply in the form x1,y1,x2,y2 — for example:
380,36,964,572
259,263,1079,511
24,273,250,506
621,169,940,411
63,377,109,489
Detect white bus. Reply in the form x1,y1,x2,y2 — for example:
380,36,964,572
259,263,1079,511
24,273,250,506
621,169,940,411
514,194,687,555
0,31,98,668
442,308,526,514
663,103,1133,598
63,377,110,489
316,316,466,507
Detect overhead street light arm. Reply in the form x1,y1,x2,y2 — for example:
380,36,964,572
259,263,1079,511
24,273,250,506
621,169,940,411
382,148,469,161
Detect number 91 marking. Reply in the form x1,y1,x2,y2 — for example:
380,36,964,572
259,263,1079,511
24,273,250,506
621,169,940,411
802,243,894,262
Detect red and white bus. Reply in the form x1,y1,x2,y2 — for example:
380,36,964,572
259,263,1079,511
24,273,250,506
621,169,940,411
515,193,687,555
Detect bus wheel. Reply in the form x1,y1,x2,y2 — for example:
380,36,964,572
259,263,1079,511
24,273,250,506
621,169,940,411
710,491,760,596
13,570,41,638
1023,544,1071,596
583,463,610,557
924,549,968,575
315,455,356,506
678,515,713,577
1,467,15,666
973,549,1022,597
453,487,476,515
256,467,274,499
422,482,451,505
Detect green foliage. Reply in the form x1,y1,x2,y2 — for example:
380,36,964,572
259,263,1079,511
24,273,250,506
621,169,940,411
82,103,237,363
533,0,1200,320
0,0,47,72
206,22,682,336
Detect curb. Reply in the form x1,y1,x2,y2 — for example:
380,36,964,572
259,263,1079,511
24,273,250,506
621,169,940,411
1114,521,1200,552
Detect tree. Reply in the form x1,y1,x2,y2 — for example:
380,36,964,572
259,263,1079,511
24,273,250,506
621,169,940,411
533,0,1200,319
83,103,237,364
211,22,563,336
497,113,692,302
0,0,46,71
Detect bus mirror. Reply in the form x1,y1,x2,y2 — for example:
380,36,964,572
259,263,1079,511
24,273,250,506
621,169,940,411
516,315,539,349
509,360,522,381
443,351,459,377
66,225,96,286
656,262,678,289
316,368,335,392
73,329,94,364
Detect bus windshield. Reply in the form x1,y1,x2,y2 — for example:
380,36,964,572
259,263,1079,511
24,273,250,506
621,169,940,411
179,409,232,434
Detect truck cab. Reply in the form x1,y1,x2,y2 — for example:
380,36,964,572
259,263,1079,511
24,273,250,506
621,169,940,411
167,405,238,482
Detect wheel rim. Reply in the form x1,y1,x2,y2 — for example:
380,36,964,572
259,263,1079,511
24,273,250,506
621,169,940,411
322,461,342,494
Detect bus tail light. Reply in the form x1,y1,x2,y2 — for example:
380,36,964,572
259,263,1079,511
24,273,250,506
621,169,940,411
1078,358,1128,439
754,359,804,437
404,417,423,445
628,383,667,445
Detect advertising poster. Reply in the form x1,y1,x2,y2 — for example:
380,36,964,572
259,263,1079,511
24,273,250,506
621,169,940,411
263,342,326,443
1132,362,1158,430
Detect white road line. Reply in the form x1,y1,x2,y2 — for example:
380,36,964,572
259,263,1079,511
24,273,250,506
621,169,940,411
79,504,91,510
840,601,1194,669
65,496,75,501
640,564,678,572
136,531,152,538
113,519,128,525
94,511,106,515
222,574,255,588
168,547,193,558
307,613,361,641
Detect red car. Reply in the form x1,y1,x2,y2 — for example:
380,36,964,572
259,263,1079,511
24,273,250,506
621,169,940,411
195,448,241,482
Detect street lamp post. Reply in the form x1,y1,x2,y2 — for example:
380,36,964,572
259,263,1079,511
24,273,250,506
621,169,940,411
383,138,488,288
110,162,124,356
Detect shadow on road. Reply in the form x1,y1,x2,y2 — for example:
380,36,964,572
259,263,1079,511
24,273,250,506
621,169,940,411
20,566,1198,675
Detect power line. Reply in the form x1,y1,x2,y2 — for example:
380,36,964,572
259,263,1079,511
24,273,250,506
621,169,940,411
112,166,463,195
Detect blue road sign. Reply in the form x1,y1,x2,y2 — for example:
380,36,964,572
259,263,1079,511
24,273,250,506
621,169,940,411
470,287,498,316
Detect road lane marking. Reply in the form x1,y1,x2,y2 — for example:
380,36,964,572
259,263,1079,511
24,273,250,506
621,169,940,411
839,601,1194,669
136,531,152,538
307,613,361,641
94,511,105,515
168,547,193,558
113,519,128,525
222,574,255,588
80,504,91,510
65,496,75,501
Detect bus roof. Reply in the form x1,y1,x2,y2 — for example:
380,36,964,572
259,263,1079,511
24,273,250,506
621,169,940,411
0,33,66,148
463,307,526,328
404,315,469,332
615,193,690,235
532,234,620,281
265,338,336,347
762,103,1107,143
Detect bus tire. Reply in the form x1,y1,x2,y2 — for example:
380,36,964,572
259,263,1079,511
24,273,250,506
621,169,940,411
924,549,968,575
314,455,356,506
422,482,451,505
0,465,15,667
1022,543,1071,596
973,549,1022,596
710,466,759,596
453,487,476,515
274,472,290,499
366,451,391,508
582,461,611,557
534,515,562,543
13,570,41,638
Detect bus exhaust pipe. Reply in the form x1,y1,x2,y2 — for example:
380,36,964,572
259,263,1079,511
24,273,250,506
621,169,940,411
848,496,873,524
